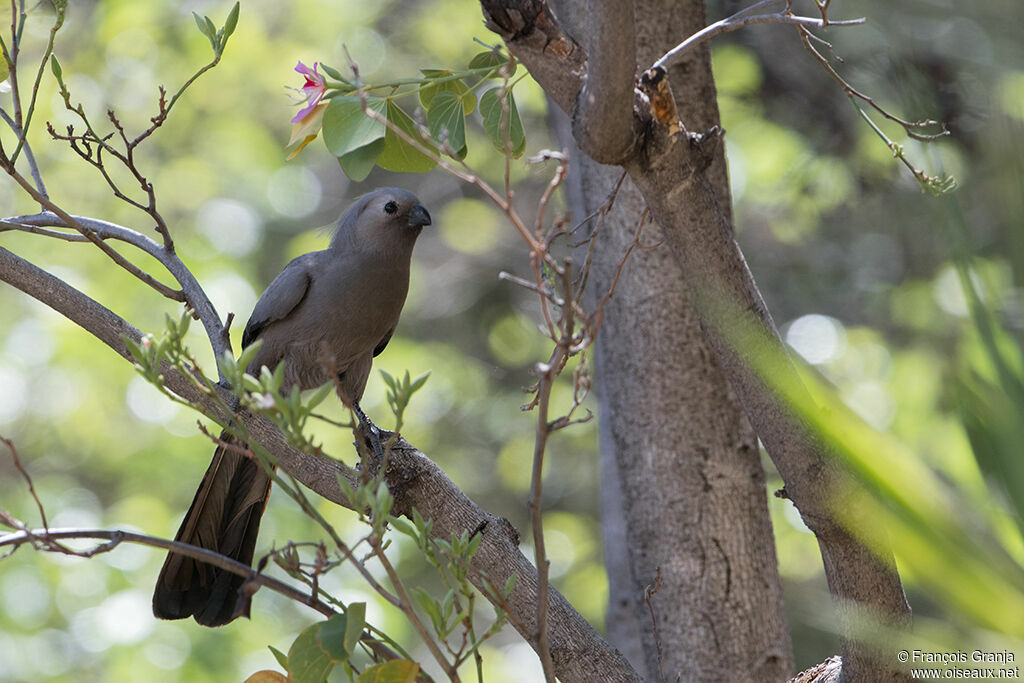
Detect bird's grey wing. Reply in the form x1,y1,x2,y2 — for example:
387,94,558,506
372,328,394,358
241,253,317,349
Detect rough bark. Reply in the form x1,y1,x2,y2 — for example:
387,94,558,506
482,1,912,681
552,1,793,680
0,244,642,683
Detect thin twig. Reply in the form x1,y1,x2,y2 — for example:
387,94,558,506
644,567,667,683
796,24,948,141
2,436,49,529
373,540,461,681
0,526,337,618
651,1,864,71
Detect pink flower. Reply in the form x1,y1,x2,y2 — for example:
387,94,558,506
291,61,326,123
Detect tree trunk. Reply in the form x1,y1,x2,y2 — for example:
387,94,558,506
552,1,793,680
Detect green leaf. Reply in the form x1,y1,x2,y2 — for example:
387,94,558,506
480,88,526,158
223,2,240,39
387,515,417,539
49,55,63,87
409,371,430,393
338,138,384,182
242,373,262,394
504,573,517,597
268,646,289,670
306,381,333,412
192,12,213,38
377,101,437,173
412,588,443,635
419,70,475,114
236,338,263,375
316,613,352,663
122,335,148,368
287,623,335,683
469,50,515,77
322,95,387,158
426,91,467,159
320,63,349,84
356,660,420,683
343,602,366,655
217,350,240,385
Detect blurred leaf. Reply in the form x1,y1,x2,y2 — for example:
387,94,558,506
356,660,420,683
192,12,213,39
344,602,366,655
223,2,240,40
320,63,349,83
268,646,289,670
287,622,334,683
724,304,1024,635
244,672,288,683
49,55,63,88
426,90,467,159
377,101,437,173
480,88,525,158
316,613,352,662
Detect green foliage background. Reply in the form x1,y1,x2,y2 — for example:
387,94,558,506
0,0,1021,680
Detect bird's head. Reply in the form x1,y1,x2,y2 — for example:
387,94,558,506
332,187,432,253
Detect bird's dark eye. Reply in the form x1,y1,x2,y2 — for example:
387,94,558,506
384,200,398,215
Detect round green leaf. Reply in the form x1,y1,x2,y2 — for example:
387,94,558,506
480,88,526,158
287,623,334,683
322,95,387,158
338,138,385,181
427,90,467,159
316,614,351,663
419,69,475,114
377,101,437,174
469,50,516,78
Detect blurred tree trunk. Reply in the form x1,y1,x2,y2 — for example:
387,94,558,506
551,1,793,680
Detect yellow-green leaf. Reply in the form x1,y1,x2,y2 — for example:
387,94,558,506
356,660,420,683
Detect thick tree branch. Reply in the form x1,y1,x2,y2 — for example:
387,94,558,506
570,0,640,164
481,1,912,680
0,246,642,683
479,0,586,115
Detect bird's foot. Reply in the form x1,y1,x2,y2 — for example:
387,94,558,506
353,403,394,465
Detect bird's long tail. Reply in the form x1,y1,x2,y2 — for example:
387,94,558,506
152,431,272,627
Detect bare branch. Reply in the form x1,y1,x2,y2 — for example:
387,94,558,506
0,526,336,617
2,210,230,361
1,436,48,529
651,2,865,71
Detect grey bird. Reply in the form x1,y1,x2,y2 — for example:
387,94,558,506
152,187,431,626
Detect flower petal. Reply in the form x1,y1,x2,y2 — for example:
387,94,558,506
287,101,328,145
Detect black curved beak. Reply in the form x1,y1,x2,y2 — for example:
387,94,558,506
408,204,432,227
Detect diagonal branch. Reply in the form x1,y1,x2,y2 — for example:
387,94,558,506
0,208,230,362
0,245,642,683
